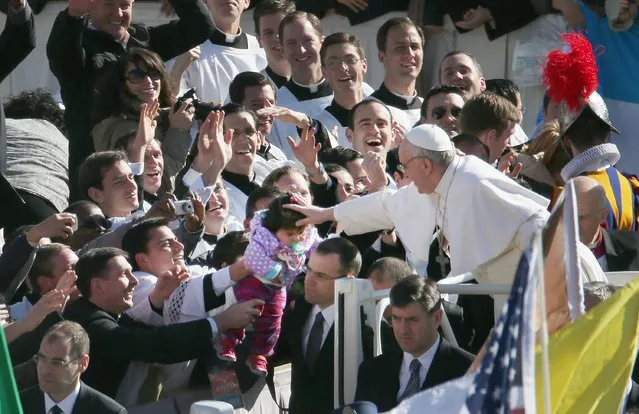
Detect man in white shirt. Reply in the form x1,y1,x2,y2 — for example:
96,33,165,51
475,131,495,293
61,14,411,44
20,320,126,414
171,0,267,103
371,17,425,129
354,275,473,412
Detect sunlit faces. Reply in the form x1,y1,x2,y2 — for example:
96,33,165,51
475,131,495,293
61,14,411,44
36,338,88,399
143,139,163,195
391,302,442,357
379,24,423,82
282,19,323,75
257,12,287,64
440,54,486,100
273,171,312,205
124,63,161,103
92,255,139,314
88,160,138,218
242,84,276,136
204,0,249,23
90,0,132,42
329,169,355,202
275,225,308,247
425,93,465,137
345,158,370,194
35,248,79,295
347,101,393,155
224,111,260,169
204,181,230,227
322,43,367,92
135,226,185,275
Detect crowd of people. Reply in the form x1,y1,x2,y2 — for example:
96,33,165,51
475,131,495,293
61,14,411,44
1,0,639,413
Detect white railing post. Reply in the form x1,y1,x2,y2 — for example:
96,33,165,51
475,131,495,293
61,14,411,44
333,278,374,409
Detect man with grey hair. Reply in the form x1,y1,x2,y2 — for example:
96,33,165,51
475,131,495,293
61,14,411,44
288,124,549,287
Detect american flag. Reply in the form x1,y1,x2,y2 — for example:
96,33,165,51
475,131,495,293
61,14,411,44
463,246,537,414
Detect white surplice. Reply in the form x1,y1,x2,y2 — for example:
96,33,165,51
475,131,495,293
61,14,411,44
334,155,550,280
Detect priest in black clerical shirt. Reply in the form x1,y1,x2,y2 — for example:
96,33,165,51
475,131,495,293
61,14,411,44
371,17,425,128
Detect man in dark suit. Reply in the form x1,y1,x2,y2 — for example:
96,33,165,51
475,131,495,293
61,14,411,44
355,275,474,412
278,238,373,414
63,247,262,399
574,176,639,272
20,320,126,413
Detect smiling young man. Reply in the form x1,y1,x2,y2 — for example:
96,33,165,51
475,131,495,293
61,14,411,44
171,0,267,104
418,84,465,137
314,32,369,148
253,0,295,89
439,50,486,101
371,17,425,129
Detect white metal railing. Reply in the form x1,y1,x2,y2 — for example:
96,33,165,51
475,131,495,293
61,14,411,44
333,277,513,409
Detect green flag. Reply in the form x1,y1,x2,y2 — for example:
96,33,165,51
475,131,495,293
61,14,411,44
0,327,23,414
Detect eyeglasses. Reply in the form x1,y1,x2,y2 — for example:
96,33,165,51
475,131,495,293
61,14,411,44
125,68,161,84
33,353,82,367
213,184,227,194
77,216,111,231
398,155,430,173
431,106,462,120
304,265,345,281
324,55,361,68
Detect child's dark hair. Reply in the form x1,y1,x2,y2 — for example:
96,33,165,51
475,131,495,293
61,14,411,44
262,193,307,233
212,231,250,269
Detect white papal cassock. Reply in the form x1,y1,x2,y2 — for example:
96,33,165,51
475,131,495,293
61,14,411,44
334,154,550,281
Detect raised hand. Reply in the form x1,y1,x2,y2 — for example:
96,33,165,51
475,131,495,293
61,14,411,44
193,111,232,174
149,264,190,309
146,192,178,221
185,192,205,232
257,106,310,129
362,151,387,193
22,290,68,332
26,213,77,245
68,0,93,17
283,203,335,226
169,98,195,131
287,126,321,172
391,121,406,149
136,100,159,147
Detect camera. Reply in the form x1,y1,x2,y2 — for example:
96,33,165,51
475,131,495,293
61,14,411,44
171,200,195,216
174,88,221,122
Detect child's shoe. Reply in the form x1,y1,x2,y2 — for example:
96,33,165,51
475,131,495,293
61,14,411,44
216,339,237,362
246,354,268,376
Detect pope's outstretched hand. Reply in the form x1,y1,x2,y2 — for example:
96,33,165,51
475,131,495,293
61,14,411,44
284,204,335,227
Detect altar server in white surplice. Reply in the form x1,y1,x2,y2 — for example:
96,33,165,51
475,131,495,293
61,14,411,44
287,124,550,284
168,0,267,104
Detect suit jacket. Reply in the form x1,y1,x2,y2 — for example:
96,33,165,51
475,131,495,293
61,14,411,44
278,295,374,414
63,297,218,398
602,229,639,272
354,337,474,412
20,382,126,414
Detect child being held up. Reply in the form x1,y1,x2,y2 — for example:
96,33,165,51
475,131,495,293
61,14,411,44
216,193,322,375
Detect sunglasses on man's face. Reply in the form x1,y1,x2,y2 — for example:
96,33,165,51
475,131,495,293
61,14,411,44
431,106,462,120
125,68,161,84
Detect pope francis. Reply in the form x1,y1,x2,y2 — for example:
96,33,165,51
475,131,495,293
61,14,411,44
288,124,551,286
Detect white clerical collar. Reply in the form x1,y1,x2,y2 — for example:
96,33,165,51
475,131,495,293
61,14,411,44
401,333,440,374
311,303,336,328
389,88,417,106
215,27,242,42
292,78,326,94
44,381,81,414
434,155,461,197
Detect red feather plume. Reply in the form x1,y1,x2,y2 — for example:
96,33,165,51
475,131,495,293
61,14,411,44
541,33,599,111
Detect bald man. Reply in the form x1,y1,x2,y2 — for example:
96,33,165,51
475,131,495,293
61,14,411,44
574,176,639,272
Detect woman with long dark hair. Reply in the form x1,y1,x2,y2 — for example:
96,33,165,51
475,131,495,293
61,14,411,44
92,48,194,200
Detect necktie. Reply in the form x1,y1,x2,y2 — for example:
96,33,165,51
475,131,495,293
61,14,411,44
399,359,422,401
305,311,325,372
49,405,63,414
